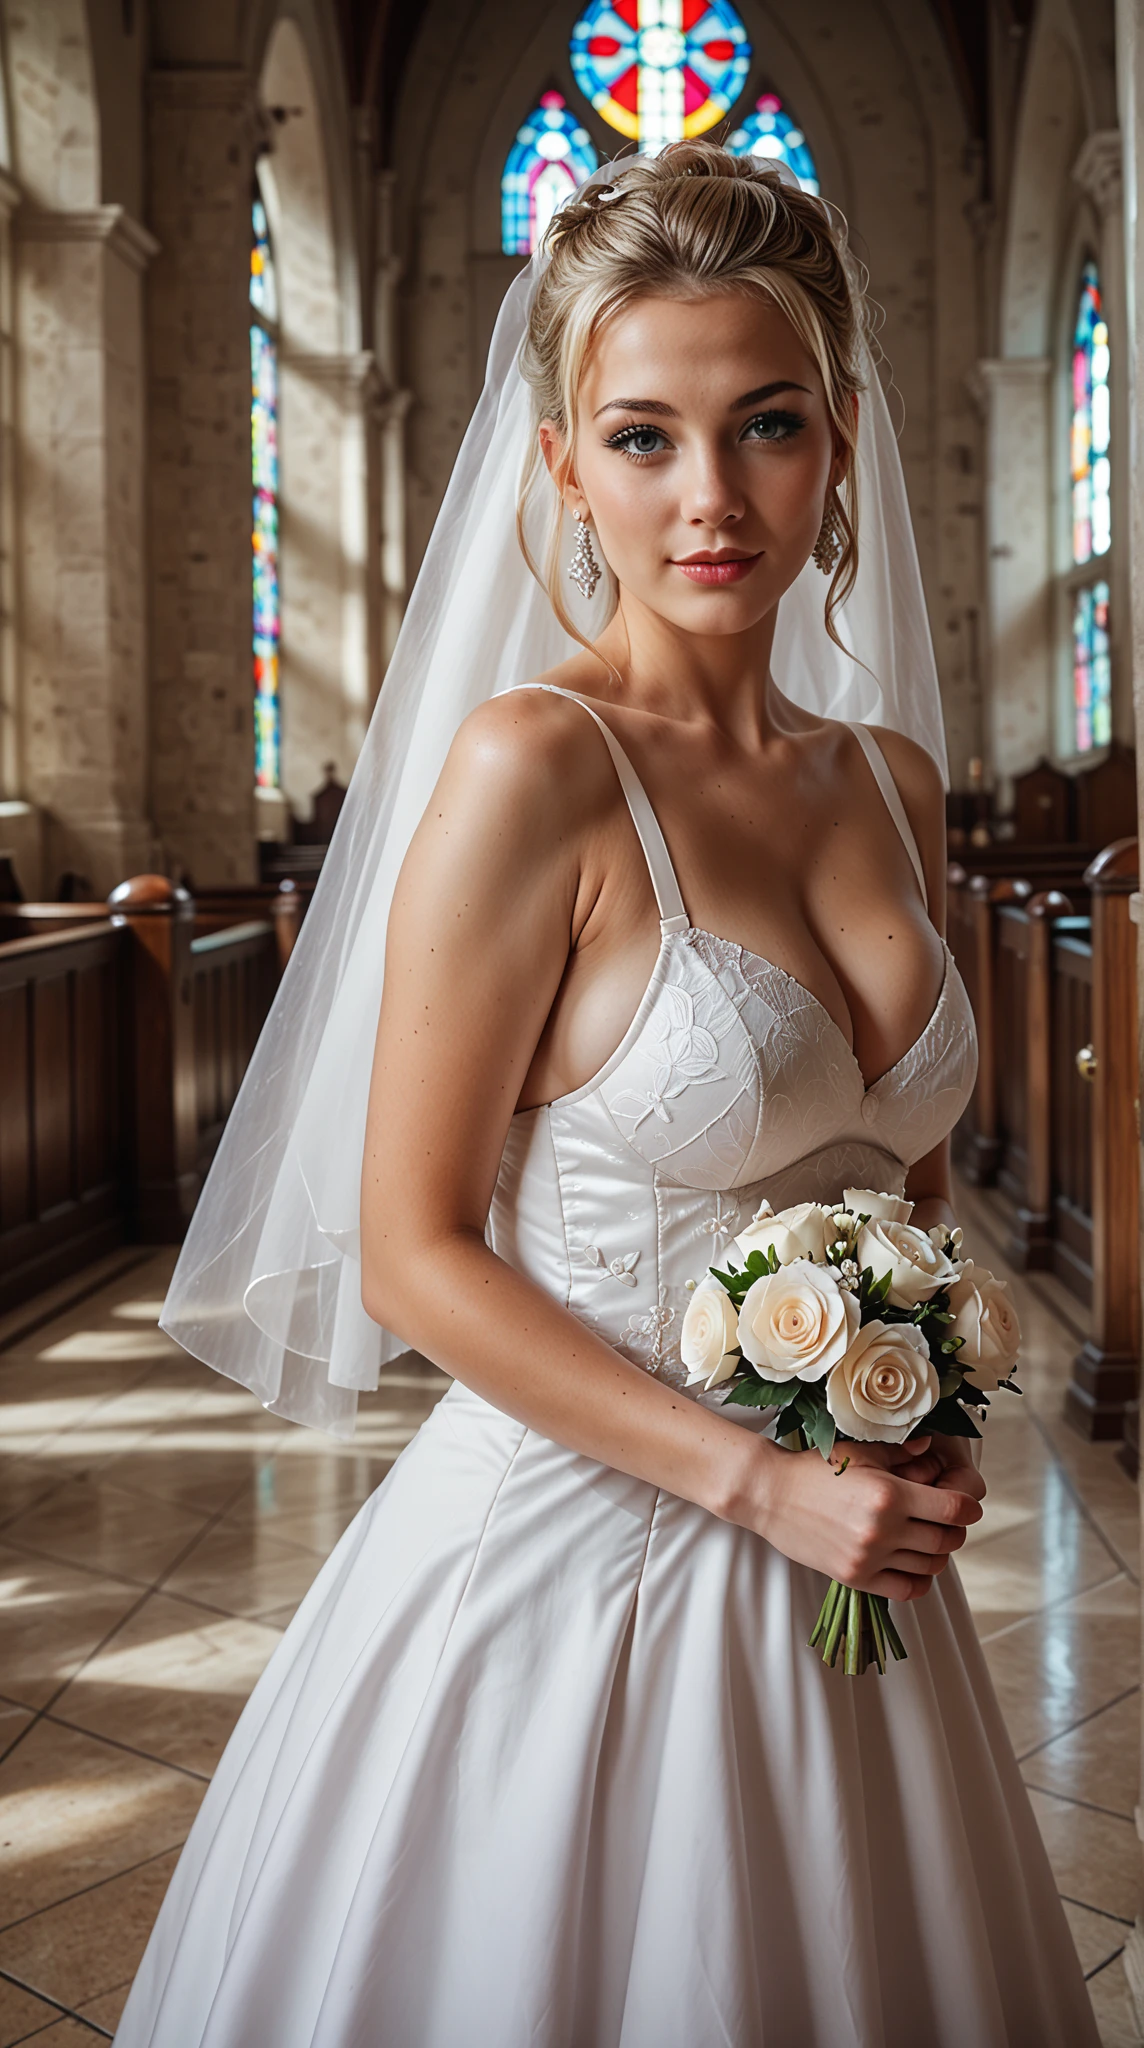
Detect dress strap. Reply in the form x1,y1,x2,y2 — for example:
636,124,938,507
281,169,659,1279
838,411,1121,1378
847,723,929,912
512,684,689,933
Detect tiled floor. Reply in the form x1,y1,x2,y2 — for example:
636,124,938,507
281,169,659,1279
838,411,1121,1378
0,1202,1140,2045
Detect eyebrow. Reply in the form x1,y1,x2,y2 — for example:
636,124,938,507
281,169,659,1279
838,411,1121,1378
593,379,812,420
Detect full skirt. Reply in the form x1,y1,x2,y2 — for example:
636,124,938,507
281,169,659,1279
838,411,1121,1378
114,1381,1099,2048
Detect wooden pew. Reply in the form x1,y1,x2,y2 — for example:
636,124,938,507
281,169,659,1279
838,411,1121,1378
947,869,1031,1186
0,917,127,1310
1063,838,1139,1440
0,874,289,1308
949,839,1140,1440
106,876,280,1237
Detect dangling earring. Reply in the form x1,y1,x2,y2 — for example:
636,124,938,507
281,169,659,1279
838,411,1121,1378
568,512,602,600
813,498,842,575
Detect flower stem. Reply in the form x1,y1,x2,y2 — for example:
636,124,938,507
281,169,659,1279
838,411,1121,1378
809,1581,910,1675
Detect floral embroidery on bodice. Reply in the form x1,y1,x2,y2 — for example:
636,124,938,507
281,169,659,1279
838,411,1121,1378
487,690,977,1400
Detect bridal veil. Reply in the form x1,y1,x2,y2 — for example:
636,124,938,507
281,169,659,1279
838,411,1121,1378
159,156,948,1435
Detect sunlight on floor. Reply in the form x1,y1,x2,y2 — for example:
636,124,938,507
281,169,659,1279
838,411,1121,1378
0,1204,1138,2044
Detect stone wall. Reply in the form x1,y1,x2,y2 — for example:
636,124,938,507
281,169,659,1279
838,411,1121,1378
145,68,260,885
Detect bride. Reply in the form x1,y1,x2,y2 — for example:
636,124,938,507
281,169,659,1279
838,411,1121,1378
115,146,1099,2046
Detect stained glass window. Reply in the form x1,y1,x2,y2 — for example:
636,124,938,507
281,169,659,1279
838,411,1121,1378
1069,264,1112,752
727,91,818,192
502,91,598,255
250,195,280,791
1072,581,1111,753
1072,262,1111,566
570,0,751,155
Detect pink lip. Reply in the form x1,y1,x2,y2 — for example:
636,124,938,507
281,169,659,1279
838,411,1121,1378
672,551,762,584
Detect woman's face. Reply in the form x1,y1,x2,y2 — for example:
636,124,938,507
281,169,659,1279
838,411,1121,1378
542,290,848,638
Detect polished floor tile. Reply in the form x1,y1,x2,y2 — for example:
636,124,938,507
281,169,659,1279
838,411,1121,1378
2,1477,210,1590
0,1549,143,1714
160,1517,324,1620
1025,1786,1139,1922
0,1970,65,2043
52,1588,283,1777
0,1716,201,1924
1022,1687,1140,1821
1062,1897,1133,1977
981,1571,1139,1756
0,1847,180,2015
1089,1958,1142,2048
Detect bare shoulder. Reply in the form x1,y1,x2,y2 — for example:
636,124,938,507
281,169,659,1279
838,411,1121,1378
865,725,944,809
404,676,621,918
444,677,619,831
865,723,947,924
865,725,945,843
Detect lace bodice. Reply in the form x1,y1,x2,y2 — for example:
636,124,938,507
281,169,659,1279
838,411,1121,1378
488,689,977,1396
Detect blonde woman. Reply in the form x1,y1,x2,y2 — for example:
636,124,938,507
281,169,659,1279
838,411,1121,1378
117,148,1098,2047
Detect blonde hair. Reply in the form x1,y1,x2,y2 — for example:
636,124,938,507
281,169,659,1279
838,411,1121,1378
516,140,868,653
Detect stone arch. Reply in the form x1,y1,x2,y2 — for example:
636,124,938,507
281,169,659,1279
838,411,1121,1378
982,0,1125,782
1000,16,1086,359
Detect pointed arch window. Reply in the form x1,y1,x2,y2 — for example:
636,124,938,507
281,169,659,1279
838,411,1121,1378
1068,261,1112,752
502,91,598,255
250,190,281,790
727,91,818,192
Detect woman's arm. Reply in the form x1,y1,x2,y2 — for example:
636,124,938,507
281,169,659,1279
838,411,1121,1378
361,692,982,1597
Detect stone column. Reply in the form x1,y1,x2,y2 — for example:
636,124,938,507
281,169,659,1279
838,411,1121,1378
145,67,259,886
1112,0,1144,2029
972,356,1053,799
12,202,158,895
1074,129,1131,746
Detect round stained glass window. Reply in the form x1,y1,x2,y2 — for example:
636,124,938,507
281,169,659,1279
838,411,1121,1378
570,0,751,155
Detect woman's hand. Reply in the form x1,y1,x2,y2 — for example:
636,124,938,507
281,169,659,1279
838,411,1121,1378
730,1435,983,1602
894,1431,987,1505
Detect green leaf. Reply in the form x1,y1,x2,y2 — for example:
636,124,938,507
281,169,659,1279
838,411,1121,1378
723,1379,773,1408
744,1249,768,1276
768,1245,781,1274
912,1394,981,1439
805,1402,838,1460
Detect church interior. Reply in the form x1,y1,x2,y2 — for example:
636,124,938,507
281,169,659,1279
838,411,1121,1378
0,0,1143,2039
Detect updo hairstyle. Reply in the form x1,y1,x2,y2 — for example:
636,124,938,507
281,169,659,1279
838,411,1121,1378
516,140,869,651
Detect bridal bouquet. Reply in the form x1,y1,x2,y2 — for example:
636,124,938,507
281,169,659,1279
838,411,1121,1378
680,1189,1021,1677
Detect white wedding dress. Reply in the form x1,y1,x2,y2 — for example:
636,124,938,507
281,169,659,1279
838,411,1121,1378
115,692,1099,2048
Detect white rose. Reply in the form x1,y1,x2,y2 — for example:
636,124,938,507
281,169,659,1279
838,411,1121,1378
735,1201,833,1267
843,1187,914,1225
945,1261,1021,1391
826,1321,939,1443
856,1218,960,1308
680,1278,740,1392
737,1263,859,1383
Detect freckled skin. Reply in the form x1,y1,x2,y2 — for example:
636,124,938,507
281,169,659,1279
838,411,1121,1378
359,290,980,1596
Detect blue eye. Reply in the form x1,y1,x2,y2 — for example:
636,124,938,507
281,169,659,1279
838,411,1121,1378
605,424,669,460
743,409,807,443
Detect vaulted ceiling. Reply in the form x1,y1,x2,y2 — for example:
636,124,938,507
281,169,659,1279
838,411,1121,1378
338,0,1022,167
